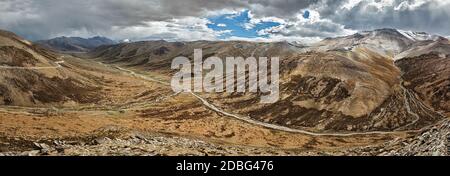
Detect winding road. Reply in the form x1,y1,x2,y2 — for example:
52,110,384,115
111,65,445,137
3,55,441,137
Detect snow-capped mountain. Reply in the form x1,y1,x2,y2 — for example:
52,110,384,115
397,30,440,42
313,28,449,59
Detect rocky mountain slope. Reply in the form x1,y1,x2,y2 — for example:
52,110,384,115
396,53,449,116
343,119,449,156
0,30,101,106
36,36,116,52
87,40,300,74
86,28,448,133
0,28,448,156
313,28,446,58
313,28,415,56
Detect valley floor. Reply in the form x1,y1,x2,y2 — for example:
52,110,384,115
0,54,448,156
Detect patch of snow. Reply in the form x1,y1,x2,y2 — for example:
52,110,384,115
397,30,439,41
288,41,305,47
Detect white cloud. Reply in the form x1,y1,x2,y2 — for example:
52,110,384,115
108,17,221,41
342,0,363,10
242,10,286,30
367,0,395,10
1,0,450,42
217,23,227,27
394,0,434,11
256,10,356,44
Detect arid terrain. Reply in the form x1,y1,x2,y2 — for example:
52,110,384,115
0,29,448,156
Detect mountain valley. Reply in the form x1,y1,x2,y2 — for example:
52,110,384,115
0,28,448,156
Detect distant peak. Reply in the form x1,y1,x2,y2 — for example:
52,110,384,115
360,28,402,35
374,28,398,32
397,29,439,41
37,35,116,52
89,36,110,40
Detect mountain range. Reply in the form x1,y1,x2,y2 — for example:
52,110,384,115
36,36,116,52
87,28,449,132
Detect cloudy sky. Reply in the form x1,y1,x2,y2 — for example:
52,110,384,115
1,0,449,43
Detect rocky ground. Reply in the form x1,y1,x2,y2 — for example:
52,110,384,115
342,119,449,156
0,127,310,156
1,119,448,156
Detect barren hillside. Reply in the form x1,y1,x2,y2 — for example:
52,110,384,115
0,30,101,106
86,28,448,133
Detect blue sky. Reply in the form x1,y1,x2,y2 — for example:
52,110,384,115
207,10,282,39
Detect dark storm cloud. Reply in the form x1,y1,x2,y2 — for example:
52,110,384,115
324,0,450,36
246,0,319,19
0,0,449,41
247,0,450,38
0,0,249,40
